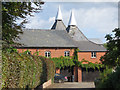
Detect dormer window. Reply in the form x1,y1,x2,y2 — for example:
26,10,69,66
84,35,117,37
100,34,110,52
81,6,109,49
91,52,96,58
64,51,70,57
45,51,51,57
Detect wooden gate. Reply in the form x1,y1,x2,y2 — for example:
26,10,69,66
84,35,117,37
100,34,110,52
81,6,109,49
82,68,102,82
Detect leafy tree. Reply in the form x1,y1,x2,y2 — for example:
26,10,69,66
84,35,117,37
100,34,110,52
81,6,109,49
100,28,120,68
103,43,107,49
2,2,44,48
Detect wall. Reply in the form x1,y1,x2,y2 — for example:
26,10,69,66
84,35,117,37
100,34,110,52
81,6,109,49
78,67,82,82
74,66,78,82
17,48,74,58
78,52,106,63
56,68,60,74
36,79,52,89
42,79,52,88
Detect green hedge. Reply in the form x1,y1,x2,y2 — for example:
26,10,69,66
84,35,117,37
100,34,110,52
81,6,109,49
2,51,55,88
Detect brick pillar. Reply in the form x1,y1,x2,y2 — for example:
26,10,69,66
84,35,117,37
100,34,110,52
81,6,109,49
74,66,78,82
56,68,60,74
78,67,82,82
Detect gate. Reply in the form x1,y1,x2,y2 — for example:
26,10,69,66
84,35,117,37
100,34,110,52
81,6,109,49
82,68,101,82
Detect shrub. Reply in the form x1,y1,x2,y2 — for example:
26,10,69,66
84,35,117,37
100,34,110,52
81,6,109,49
96,66,120,89
39,56,55,84
2,50,55,89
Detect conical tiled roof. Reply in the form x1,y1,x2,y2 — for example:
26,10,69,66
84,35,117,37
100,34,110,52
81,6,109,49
51,6,66,30
51,20,66,30
66,25,88,41
67,11,87,41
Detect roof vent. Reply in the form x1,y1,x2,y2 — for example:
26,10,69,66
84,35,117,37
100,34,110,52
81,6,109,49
56,6,62,20
68,10,77,26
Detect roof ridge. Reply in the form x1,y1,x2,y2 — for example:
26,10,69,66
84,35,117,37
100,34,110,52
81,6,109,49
75,26,89,41
87,39,104,46
23,29,51,31
23,29,68,31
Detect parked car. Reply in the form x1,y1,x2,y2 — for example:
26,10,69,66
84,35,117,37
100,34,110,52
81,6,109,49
54,73,68,83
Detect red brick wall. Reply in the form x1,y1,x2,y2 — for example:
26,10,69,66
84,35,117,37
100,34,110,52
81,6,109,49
78,67,82,82
17,48,75,58
56,68,60,74
78,52,106,64
74,66,78,82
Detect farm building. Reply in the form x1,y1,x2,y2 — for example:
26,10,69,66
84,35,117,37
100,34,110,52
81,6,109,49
16,6,106,82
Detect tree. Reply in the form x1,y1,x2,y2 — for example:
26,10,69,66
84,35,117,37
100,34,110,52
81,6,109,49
103,43,107,49
100,28,120,68
2,2,44,48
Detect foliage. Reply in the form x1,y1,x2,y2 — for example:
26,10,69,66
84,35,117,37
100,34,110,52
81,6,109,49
2,2,44,48
99,67,112,79
50,57,104,71
95,28,120,89
78,59,104,71
39,56,55,81
96,66,120,89
2,49,55,89
73,48,79,61
50,56,75,69
100,28,120,68
103,43,107,49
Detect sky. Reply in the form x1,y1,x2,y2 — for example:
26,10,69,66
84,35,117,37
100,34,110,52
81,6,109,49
24,1,118,43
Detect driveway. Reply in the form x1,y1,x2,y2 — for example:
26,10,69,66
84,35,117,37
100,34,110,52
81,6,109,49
46,82,95,89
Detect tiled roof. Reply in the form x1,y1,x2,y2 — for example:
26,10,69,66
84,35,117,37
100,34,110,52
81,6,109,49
16,29,76,48
16,29,106,51
88,38,103,44
51,20,66,30
74,41,106,51
66,25,88,41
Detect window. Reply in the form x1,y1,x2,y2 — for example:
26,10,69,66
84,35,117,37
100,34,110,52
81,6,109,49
27,51,31,55
45,51,51,57
64,51,70,57
26,50,31,55
91,52,96,58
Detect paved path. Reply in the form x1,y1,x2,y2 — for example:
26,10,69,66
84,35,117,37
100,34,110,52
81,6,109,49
47,82,95,88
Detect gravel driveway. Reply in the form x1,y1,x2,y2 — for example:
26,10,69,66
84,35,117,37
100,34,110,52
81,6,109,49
46,82,95,89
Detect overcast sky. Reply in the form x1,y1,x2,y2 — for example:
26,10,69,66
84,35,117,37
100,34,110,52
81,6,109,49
24,1,118,43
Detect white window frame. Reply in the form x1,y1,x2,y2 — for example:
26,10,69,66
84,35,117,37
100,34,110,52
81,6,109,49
26,51,31,55
91,52,96,58
45,51,51,58
64,51,70,57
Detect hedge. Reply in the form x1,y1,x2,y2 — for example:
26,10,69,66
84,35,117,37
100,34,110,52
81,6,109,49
2,51,55,89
